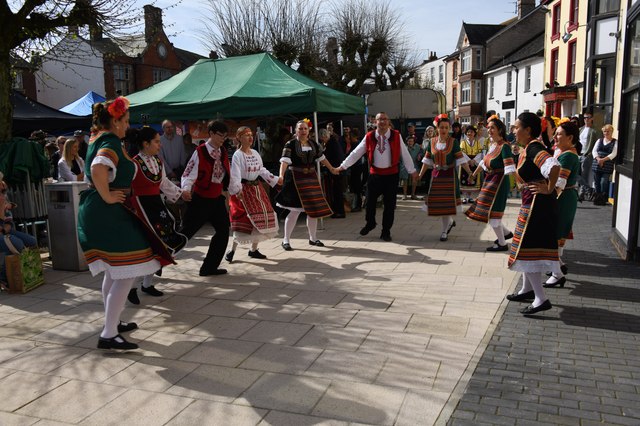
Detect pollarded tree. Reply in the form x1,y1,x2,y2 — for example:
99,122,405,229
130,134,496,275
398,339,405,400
1,0,140,142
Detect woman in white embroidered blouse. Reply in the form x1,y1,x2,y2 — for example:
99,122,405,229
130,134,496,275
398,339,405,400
57,137,85,182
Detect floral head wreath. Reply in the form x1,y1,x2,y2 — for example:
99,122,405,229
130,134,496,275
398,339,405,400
302,118,312,130
550,116,561,128
487,114,500,124
236,127,252,138
558,117,571,125
433,113,448,127
107,97,130,120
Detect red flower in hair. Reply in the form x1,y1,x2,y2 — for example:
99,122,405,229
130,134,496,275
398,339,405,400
433,113,448,127
302,118,312,130
107,97,130,120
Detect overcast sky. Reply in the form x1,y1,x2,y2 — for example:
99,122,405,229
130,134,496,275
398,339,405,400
139,0,526,60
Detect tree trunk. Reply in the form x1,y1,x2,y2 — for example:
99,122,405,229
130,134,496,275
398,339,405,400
0,49,13,142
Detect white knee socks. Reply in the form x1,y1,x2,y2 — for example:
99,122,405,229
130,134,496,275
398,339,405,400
307,216,318,242
142,274,153,289
526,272,547,307
492,225,506,246
441,217,451,233
283,211,300,244
101,275,136,338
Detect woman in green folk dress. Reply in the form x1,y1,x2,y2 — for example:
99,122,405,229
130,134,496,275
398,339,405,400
78,97,172,350
544,120,581,288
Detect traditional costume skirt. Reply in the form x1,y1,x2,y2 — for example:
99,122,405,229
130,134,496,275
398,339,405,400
78,188,173,280
557,186,578,248
423,167,460,216
464,170,509,223
129,194,188,255
276,167,332,218
230,180,279,244
508,186,560,273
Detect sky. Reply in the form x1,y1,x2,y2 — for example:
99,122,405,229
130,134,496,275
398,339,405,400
136,0,527,61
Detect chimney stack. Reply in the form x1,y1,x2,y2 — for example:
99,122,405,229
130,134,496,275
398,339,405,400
144,5,163,44
518,0,536,19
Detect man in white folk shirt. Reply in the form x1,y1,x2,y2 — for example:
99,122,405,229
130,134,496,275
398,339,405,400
337,112,418,242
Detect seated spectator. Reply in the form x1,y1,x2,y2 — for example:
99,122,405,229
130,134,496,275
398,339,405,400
58,137,85,182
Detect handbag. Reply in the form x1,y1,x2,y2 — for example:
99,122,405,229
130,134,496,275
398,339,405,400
4,235,44,294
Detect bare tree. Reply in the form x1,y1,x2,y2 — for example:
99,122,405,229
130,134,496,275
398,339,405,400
325,0,419,94
2,0,141,141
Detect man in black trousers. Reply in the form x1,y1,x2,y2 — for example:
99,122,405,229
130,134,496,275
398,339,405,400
181,121,230,276
337,112,418,242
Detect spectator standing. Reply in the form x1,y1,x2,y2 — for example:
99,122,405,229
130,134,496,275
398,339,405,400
591,124,617,205
74,130,88,160
58,137,85,182
321,128,346,218
159,120,187,180
578,113,599,201
50,136,66,180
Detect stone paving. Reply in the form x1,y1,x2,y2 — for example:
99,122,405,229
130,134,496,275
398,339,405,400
448,202,640,426
0,196,520,425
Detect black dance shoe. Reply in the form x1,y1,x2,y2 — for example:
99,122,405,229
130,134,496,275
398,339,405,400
380,232,392,242
199,268,227,276
359,224,376,235
281,242,293,251
117,321,138,333
97,334,138,350
309,240,325,247
248,249,267,259
225,250,235,263
127,288,140,305
141,285,164,297
543,276,566,288
494,232,514,244
486,243,509,252
506,290,535,301
154,268,163,277
520,299,552,315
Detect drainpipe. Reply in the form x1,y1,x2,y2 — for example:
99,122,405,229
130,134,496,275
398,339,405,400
513,64,519,118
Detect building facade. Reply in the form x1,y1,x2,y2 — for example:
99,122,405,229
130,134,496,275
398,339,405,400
414,53,446,93
541,0,588,117
35,5,203,109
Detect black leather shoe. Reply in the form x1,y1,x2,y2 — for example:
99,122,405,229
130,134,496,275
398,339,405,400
447,220,456,234
561,264,568,275
543,276,566,288
117,321,138,333
282,242,293,251
520,299,552,315
225,250,235,263
486,243,509,252
331,213,346,218
309,240,325,247
360,224,376,236
199,268,227,276
127,288,140,305
154,268,163,277
97,334,138,350
380,232,392,242
494,232,514,244
141,285,164,297
506,290,535,301
248,249,267,259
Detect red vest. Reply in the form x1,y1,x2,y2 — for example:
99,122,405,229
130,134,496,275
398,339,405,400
365,130,401,175
131,154,162,196
193,144,230,198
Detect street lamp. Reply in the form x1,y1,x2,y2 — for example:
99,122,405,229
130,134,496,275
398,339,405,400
562,21,587,43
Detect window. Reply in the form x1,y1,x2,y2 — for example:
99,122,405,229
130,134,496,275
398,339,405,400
475,81,482,102
452,86,458,107
597,0,620,14
113,64,132,95
524,65,532,92
453,62,458,81
506,71,513,95
438,65,444,82
11,71,23,90
475,49,482,70
550,48,559,84
569,0,579,29
552,3,561,41
505,111,512,128
153,68,171,84
489,76,495,98
430,67,435,82
461,81,471,104
462,50,471,73
567,40,577,84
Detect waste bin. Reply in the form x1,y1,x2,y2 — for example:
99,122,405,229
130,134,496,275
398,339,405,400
45,182,89,271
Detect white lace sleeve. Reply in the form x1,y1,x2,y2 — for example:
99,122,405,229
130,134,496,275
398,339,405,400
540,157,560,179
556,177,567,190
421,156,434,167
504,164,517,175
